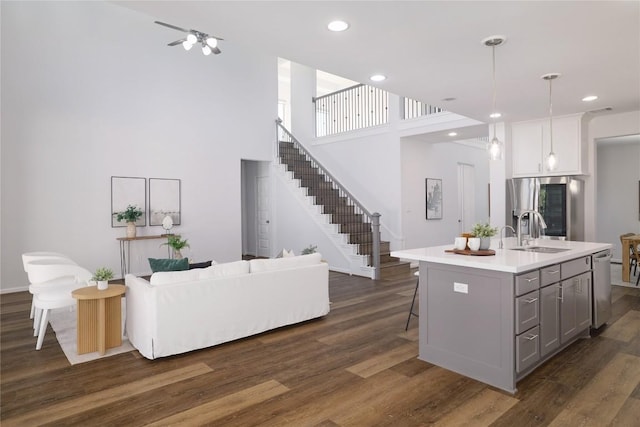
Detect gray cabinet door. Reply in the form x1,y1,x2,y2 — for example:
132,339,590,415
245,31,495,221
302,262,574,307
516,325,540,373
540,284,560,357
560,272,592,345
560,276,580,344
515,290,540,335
575,272,591,331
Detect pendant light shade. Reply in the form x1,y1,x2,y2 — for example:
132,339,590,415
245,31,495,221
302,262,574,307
483,36,506,160
542,73,561,171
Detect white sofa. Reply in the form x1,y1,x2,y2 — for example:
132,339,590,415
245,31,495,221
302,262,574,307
125,253,329,359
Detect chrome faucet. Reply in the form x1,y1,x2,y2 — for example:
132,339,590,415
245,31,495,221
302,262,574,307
517,210,548,246
499,225,516,249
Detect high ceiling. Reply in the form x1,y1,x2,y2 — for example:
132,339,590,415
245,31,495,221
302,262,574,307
116,1,640,126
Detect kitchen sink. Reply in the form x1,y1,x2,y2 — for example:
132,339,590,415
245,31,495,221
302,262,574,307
510,246,570,254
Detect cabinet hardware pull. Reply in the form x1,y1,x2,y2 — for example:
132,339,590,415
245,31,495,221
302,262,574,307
546,270,560,275
525,277,538,283
525,298,538,304
526,334,539,341
558,286,563,302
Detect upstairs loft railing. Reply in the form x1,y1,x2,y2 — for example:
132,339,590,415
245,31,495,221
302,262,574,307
276,120,381,279
403,98,445,120
313,83,445,137
313,84,388,137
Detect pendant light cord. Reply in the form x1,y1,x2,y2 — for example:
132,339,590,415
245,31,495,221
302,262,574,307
492,45,497,135
549,77,554,153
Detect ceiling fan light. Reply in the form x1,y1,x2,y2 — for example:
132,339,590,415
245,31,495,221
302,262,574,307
202,45,212,56
182,41,193,51
206,37,218,48
186,33,198,44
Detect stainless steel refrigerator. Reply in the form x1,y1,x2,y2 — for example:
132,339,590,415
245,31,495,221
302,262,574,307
506,176,584,241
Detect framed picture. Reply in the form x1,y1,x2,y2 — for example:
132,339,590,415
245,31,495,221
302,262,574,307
111,176,146,227
426,178,442,220
149,178,181,226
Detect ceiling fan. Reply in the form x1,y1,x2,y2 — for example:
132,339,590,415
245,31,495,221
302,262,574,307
155,21,223,56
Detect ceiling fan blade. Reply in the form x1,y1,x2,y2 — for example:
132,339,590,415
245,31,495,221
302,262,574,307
168,39,186,47
154,21,189,33
212,47,222,55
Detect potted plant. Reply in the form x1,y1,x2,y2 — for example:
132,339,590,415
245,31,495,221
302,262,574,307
92,267,114,290
162,235,189,259
471,222,498,250
301,244,317,255
114,205,143,238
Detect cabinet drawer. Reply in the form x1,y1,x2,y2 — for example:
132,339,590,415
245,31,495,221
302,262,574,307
561,256,591,280
515,271,540,296
516,325,540,373
541,264,561,286
516,290,540,334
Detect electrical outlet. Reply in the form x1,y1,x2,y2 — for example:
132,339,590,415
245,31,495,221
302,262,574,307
453,282,468,294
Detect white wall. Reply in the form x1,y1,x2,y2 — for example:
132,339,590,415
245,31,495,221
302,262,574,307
586,111,640,241
596,141,640,261
1,2,277,291
401,138,490,248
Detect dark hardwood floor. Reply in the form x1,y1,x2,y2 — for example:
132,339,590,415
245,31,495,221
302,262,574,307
2,270,639,426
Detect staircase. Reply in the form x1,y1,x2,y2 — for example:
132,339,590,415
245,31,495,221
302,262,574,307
277,136,410,279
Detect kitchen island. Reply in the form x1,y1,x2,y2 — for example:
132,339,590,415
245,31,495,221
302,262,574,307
392,239,611,393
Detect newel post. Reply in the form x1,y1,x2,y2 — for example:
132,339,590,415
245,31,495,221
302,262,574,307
372,212,381,280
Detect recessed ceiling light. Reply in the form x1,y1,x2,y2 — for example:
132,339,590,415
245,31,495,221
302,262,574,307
442,97,456,102
370,74,386,82
490,112,502,119
582,95,598,102
448,132,458,137
327,20,349,32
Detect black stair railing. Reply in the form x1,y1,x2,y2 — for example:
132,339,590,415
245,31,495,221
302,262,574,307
276,119,381,279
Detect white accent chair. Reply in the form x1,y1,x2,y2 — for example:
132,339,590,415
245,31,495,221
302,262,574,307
24,259,92,350
22,252,76,320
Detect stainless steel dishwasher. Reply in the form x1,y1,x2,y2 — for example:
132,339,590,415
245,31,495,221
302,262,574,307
592,249,612,328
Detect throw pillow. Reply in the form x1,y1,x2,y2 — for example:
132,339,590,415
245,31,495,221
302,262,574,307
276,248,295,258
148,257,189,273
189,260,214,270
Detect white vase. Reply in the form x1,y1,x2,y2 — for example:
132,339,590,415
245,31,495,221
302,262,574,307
479,237,491,250
174,249,183,259
97,280,109,290
126,222,137,238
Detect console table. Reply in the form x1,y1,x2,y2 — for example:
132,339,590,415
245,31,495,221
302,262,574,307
72,285,125,355
116,234,177,278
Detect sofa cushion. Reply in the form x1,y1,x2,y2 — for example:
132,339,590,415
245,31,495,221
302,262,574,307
150,269,201,286
249,253,322,273
189,260,214,270
148,258,189,273
199,260,250,279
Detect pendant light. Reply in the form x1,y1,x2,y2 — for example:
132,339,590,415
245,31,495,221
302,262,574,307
542,73,561,171
483,36,506,160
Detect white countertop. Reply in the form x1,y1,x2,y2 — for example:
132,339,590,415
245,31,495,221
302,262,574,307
391,238,612,273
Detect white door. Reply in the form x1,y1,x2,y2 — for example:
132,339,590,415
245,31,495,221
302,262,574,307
457,163,475,234
256,176,271,257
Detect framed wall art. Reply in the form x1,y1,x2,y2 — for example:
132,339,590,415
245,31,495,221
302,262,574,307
111,176,146,227
149,178,181,226
426,178,443,220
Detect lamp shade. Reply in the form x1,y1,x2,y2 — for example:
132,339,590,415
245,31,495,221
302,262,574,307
202,45,212,56
186,33,198,44
206,37,218,48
